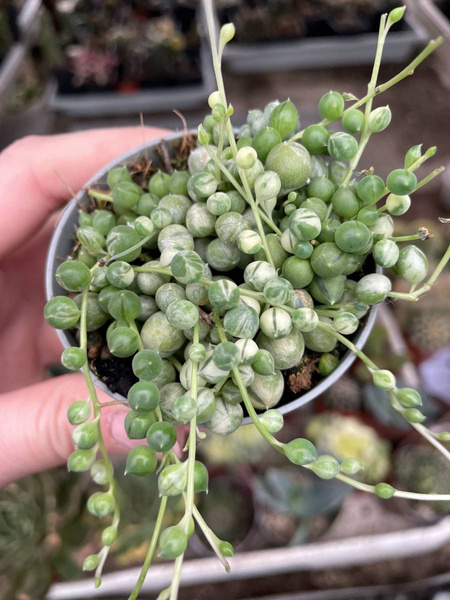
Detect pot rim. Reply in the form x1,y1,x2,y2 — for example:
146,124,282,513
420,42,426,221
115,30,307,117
45,130,379,424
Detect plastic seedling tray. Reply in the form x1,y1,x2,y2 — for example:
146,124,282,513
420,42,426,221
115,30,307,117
46,5,215,117
215,10,428,74
46,515,450,599
0,0,41,102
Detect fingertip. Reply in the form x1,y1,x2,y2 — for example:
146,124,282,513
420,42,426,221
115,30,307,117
101,404,142,455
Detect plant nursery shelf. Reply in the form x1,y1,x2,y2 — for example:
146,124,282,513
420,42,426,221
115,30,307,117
46,516,450,599
219,14,427,73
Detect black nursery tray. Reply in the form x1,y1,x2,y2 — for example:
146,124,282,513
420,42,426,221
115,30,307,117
215,8,427,74
45,3,215,117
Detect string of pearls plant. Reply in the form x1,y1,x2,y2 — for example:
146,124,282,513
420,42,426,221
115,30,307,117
44,3,450,598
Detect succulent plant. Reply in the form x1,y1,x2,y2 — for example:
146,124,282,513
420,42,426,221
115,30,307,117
254,467,349,545
306,413,391,483
0,470,92,599
323,375,362,411
395,272,450,355
394,444,450,517
51,1,202,90
44,4,450,598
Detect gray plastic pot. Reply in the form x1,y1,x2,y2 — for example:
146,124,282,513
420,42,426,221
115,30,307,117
45,130,378,424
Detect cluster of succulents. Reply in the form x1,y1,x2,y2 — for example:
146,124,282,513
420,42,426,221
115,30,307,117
218,0,399,43
51,0,201,91
44,4,450,599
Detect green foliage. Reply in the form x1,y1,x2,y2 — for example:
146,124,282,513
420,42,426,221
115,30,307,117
44,8,450,598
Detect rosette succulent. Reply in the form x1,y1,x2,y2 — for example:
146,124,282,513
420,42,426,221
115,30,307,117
44,4,450,599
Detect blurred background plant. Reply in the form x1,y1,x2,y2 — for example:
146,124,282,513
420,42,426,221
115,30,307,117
216,0,402,43
0,470,90,600
394,443,450,521
49,0,202,94
254,467,349,546
306,413,391,484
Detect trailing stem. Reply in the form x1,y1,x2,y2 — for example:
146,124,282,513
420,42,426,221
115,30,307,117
288,37,444,144
341,14,388,187
168,323,199,600
127,497,168,600
213,312,450,502
316,319,450,468
80,285,120,585
204,0,275,266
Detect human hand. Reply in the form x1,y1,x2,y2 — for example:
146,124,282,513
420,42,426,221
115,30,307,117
0,127,171,486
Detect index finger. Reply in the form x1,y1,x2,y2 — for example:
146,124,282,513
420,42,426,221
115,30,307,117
0,126,170,258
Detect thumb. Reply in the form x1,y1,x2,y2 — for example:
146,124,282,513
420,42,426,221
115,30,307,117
0,373,139,487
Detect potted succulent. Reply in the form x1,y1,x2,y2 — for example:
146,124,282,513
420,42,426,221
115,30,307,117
254,467,349,546
45,0,215,116
44,3,450,598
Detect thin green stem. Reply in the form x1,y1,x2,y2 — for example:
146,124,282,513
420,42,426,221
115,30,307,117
106,234,154,264
213,314,284,451
221,312,450,502
205,0,228,113
204,144,246,195
192,505,231,572
390,233,424,242
203,144,282,236
128,497,168,600
374,37,443,96
336,473,450,501
316,316,450,469
390,392,450,465
387,291,419,301
341,14,387,187
414,167,445,192
168,356,183,372
232,366,285,451
288,37,444,144
88,189,113,203
133,264,266,302
215,119,227,181
168,325,199,600
80,285,120,585
316,320,378,370
413,423,450,463
238,170,275,267
203,2,276,266
408,146,437,172
419,244,450,289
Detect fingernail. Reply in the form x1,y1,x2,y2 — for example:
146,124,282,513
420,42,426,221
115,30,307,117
108,408,136,451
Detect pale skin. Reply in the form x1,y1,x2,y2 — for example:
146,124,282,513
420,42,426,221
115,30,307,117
0,126,170,487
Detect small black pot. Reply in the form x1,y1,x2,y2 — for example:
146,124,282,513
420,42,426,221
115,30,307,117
45,131,378,424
